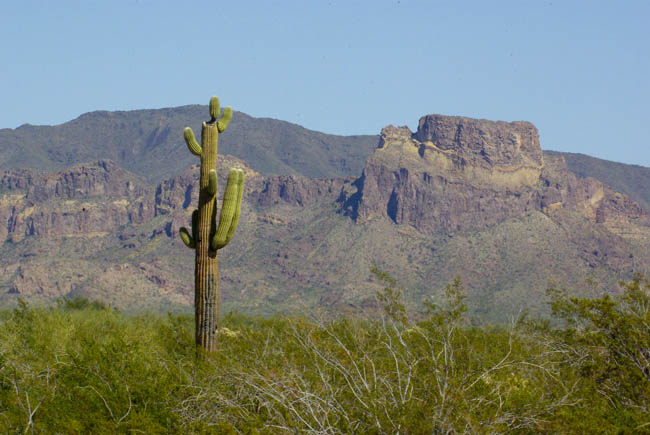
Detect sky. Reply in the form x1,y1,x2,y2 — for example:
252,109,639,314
2,0,649,167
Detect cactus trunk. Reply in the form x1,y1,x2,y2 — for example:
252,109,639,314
195,122,219,352
179,96,243,355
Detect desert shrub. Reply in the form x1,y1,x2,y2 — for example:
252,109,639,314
0,275,648,433
171,278,575,433
547,273,650,431
58,296,111,312
0,301,184,433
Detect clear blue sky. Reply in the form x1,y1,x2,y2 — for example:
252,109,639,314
2,0,649,167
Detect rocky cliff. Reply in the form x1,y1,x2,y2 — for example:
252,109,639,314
0,154,349,245
0,160,153,243
346,115,648,235
414,115,544,174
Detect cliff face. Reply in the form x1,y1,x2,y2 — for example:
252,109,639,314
348,115,648,235
415,115,543,170
0,155,347,246
153,156,347,238
0,160,154,243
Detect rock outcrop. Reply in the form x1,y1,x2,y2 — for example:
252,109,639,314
347,115,648,234
154,155,345,216
249,175,348,207
0,160,154,242
153,155,257,217
0,153,351,246
414,115,543,171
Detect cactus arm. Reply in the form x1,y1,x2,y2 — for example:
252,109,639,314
211,169,242,250
180,209,199,249
209,95,231,132
191,209,198,242
209,96,220,121
179,227,195,249
184,127,202,156
208,169,217,196
217,106,233,133
222,169,244,247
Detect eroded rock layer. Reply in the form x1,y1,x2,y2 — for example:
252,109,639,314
348,115,647,235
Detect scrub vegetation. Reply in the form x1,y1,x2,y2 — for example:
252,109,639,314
0,273,648,433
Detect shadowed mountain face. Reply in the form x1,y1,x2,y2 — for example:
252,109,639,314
0,108,648,321
0,106,379,182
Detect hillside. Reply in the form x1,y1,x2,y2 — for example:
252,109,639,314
546,150,650,212
1,110,648,322
0,106,378,182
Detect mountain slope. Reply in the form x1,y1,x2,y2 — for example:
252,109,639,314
2,113,648,322
546,150,650,212
0,106,378,182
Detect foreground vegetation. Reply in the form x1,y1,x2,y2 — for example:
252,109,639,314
0,275,648,434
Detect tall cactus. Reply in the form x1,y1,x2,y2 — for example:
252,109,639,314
179,96,244,354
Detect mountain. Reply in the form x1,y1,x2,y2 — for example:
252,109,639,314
545,150,650,212
1,108,648,322
2,105,647,212
0,106,378,182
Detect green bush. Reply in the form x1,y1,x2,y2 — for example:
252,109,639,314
548,273,650,431
0,275,648,433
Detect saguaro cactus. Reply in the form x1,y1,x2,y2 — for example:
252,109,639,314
179,96,244,354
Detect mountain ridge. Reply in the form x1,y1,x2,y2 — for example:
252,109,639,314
1,107,648,321
0,105,379,182
2,105,648,202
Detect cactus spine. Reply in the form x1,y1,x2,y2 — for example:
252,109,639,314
179,96,244,354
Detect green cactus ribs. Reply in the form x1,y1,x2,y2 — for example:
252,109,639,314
212,168,244,250
179,168,244,252
177,95,244,354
